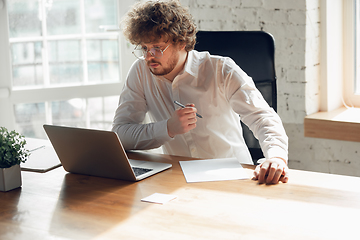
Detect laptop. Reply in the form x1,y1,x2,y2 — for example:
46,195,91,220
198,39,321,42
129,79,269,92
43,124,172,181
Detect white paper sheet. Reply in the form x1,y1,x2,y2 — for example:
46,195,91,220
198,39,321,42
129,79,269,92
179,158,249,183
22,138,61,173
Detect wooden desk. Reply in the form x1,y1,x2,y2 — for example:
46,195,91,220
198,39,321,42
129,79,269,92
1,152,360,240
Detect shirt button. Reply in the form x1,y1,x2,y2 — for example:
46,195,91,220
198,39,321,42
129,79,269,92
191,147,196,153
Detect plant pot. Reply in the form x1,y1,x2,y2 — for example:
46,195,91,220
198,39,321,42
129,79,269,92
0,164,22,191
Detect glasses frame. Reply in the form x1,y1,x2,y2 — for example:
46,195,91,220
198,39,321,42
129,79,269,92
132,44,171,60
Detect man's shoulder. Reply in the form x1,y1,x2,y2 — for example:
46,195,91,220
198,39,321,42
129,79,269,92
129,58,147,71
191,50,221,60
127,59,153,79
190,50,237,71
192,50,235,62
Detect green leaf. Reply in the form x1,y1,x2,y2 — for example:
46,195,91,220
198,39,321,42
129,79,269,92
0,126,30,168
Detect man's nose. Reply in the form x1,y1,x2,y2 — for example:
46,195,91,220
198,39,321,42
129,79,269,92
144,50,154,60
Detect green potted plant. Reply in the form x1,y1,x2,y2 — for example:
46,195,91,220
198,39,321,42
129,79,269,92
0,127,30,191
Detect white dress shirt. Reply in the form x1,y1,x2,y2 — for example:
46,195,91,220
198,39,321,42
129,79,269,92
112,50,288,165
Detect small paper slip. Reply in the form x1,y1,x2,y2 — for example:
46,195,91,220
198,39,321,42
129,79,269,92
141,193,177,204
179,158,249,183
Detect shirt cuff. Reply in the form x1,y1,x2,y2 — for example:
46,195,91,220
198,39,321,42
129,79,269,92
264,146,288,164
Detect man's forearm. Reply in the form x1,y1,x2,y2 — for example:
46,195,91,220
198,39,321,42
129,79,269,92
112,120,171,150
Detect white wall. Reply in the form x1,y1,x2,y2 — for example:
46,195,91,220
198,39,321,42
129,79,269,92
178,0,360,177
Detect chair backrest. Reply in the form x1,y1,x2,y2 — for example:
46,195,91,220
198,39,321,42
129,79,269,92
195,31,277,164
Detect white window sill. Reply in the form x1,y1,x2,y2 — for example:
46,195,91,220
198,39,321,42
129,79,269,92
304,107,360,142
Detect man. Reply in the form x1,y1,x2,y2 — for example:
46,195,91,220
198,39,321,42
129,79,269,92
112,0,289,184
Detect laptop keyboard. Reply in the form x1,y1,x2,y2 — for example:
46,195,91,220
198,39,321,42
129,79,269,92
132,167,153,177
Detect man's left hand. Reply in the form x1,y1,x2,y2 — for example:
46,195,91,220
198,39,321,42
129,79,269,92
253,158,289,184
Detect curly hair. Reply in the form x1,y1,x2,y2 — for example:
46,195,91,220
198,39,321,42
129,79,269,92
121,0,197,52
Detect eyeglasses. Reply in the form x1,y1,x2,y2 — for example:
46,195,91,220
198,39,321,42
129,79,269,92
132,44,171,59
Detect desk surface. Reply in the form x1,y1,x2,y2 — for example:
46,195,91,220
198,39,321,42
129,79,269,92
1,151,360,240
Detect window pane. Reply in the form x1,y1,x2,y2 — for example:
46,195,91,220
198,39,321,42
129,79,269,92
85,0,118,33
89,96,118,130
357,0,360,94
48,40,83,84
46,0,81,36
52,99,86,127
11,42,43,87
8,0,42,38
87,39,119,82
14,103,46,138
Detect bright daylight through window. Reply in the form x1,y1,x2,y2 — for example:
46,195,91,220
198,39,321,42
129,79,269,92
341,0,360,108
356,0,360,95
7,0,120,138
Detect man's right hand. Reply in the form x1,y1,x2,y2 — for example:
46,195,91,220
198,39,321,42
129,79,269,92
167,103,198,138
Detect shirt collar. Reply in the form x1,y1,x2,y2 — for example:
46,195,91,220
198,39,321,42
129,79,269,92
183,50,200,78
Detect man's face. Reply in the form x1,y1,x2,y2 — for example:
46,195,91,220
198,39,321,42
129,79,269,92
141,40,180,77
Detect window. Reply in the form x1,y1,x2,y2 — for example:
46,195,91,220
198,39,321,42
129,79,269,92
319,0,360,111
305,0,360,142
343,0,360,107
0,0,133,138
8,0,120,88
354,0,360,97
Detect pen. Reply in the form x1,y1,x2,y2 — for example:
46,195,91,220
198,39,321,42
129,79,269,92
29,145,46,152
174,100,203,118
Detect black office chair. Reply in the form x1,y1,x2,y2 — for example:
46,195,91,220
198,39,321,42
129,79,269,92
195,31,277,164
